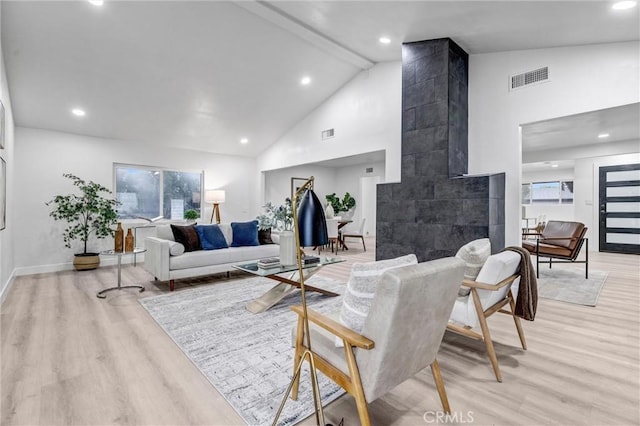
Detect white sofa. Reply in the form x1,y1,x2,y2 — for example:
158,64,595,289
143,223,279,291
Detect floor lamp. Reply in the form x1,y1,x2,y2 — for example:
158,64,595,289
205,189,225,224
272,176,329,426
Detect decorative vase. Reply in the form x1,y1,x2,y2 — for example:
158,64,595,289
342,208,355,221
125,228,134,252
279,230,297,266
325,203,334,219
114,222,124,252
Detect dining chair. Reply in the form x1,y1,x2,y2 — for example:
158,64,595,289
342,218,366,251
325,218,339,254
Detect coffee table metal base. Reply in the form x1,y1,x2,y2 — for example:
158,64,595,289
97,285,145,299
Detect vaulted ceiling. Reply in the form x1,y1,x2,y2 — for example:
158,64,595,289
2,1,638,157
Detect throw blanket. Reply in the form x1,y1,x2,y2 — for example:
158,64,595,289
504,246,538,321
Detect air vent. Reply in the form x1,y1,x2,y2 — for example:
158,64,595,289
321,128,335,140
510,67,549,90
365,167,374,173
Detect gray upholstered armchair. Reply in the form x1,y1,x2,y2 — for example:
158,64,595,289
290,257,465,425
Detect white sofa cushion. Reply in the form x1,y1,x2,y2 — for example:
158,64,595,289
169,245,280,270
156,224,175,241
168,241,185,256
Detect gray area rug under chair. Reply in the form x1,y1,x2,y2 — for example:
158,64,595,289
139,275,346,426
536,267,608,306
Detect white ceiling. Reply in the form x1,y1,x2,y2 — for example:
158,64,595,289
2,1,639,158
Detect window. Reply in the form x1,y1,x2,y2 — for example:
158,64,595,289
114,164,203,220
522,180,573,205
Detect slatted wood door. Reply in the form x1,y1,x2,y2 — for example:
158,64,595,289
599,163,640,254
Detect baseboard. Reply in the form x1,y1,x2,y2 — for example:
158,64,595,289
13,253,146,276
0,270,17,306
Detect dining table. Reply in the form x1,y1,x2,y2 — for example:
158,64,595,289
337,219,352,250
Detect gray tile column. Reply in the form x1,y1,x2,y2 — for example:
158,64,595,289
376,38,505,262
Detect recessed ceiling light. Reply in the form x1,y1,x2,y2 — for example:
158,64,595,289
240,138,249,144
379,36,391,44
300,76,311,86
598,133,610,138
71,108,86,117
612,1,637,10
551,164,559,168
88,0,104,6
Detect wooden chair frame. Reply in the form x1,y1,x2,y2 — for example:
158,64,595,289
446,274,526,382
290,305,450,426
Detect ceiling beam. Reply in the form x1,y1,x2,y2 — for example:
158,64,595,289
235,0,375,70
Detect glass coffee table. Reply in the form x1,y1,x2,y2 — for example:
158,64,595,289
234,256,344,313
97,248,146,299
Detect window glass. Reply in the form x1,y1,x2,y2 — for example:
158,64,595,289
115,166,161,219
162,170,202,220
531,181,560,204
114,164,202,220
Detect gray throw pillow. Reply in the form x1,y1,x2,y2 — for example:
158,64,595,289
455,238,491,297
336,254,418,347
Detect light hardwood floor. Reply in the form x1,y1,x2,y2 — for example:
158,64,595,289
2,239,638,425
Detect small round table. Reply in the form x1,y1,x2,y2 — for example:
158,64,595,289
97,248,146,299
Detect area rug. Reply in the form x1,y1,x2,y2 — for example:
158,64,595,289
139,275,346,426
536,267,608,306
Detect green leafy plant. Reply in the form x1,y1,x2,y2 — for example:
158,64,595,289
256,198,293,231
184,209,199,220
46,173,120,254
325,192,356,213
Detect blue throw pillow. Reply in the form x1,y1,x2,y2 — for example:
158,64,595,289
194,224,229,250
231,220,259,247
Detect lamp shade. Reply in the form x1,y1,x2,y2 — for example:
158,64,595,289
297,188,328,247
205,189,226,204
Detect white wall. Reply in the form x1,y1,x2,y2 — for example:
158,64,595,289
264,164,337,208
575,152,640,251
14,127,257,274
257,62,402,182
263,160,385,236
470,41,640,247
1,29,17,302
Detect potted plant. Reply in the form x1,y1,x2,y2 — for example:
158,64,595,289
184,209,199,222
325,192,356,219
256,199,294,259
47,173,120,271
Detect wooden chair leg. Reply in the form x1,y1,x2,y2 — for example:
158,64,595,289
169,279,175,291
430,359,451,414
361,236,366,252
344,344,371,426
508,293,527,350
471,289,502,382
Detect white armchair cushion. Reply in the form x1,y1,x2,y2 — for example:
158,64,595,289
455,238,491,296
449,250,521,328
336,254,418,347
